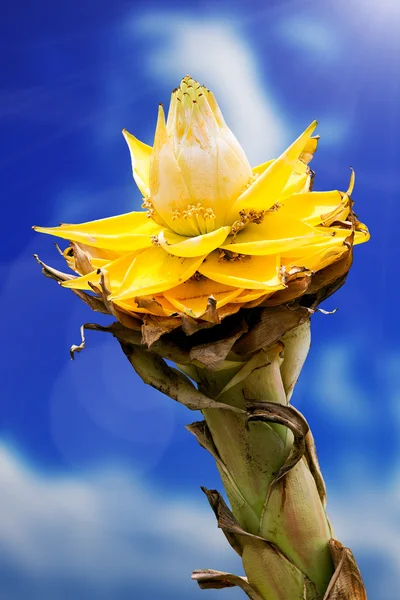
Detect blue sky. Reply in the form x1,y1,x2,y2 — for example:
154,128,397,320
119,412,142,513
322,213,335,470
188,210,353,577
1,0,400,598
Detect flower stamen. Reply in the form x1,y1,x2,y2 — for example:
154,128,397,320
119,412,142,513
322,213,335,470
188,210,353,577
231,209,265,239
218,249,250,262
142,197,155,219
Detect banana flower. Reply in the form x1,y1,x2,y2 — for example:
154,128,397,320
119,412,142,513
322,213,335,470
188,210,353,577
34,76,369,600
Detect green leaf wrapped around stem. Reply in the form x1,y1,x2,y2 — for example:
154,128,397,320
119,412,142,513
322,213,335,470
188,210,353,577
89,316,367,600
192,322,335,597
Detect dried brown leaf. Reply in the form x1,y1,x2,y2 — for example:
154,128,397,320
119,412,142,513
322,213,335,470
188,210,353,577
201,488,309,599
234,306,310,356
262,276,312,307
304,429,327,508
201,487,267,556
186,421,256,526
202,295,219,323
135,296,178,317
35,254,111,316
307,249,352,298
70,325,87,359
323,540,367,600
189,322,248,370
141,315,181,347
34,254,75,283
69,242,93,275
192,569,263,600
181,314,215,335
120,344,245,413
246,402,309,486
70,289,111,315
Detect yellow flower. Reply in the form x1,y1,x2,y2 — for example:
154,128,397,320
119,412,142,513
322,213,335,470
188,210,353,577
34,76,369,321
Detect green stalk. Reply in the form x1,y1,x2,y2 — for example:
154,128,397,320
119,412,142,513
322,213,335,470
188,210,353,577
189,322,334,599
88,318,367,600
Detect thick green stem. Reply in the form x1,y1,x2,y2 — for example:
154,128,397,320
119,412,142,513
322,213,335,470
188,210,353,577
198,323,334,599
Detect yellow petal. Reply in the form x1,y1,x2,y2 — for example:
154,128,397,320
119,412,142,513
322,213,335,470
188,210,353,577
319,225,370,246
252,159,275,177
229,121,318,218
298,135,319,166
62,253,137,291
282,225,369,271
122,129,152,197
221,212,331,256
277,190,350,226
198,251,285,290
157,226,231,258
34,212,161,251
279,170,355,225
110,246,206,300
282,246,348,272
252,136,318,182
231,289,270,303
163,278,243,318
89,258,112,269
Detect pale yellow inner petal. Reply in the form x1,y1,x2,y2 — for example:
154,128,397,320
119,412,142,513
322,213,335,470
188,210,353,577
157,225,231,258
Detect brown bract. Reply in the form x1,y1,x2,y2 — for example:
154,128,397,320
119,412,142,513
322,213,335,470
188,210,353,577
35,238,353,368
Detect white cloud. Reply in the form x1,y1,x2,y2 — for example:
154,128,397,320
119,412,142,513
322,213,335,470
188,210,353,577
329,479,400,600
0,442,242,599
131,13,288,163
1,439,399,600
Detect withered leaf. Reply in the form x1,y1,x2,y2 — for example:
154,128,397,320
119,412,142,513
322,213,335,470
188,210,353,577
181,314,215,335
310,251,352,294
70,325,87,359
35,254,111,316
189,322,248,370
69,242,93,275
34,254,75,283
70,289,111,315
262,276,311,307
201,488,309,599
120,344,244,413
141,315,181,347
246,402,309,486
234,306,310,356
323,540,367,600
201,295,219,323
89,271,141,331
192,569,263,600
201,487,266,556
187,421,255,522
304,429,327,508
135,296,177,317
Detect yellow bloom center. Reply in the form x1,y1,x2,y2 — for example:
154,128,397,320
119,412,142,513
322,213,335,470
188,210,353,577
148,76,253,236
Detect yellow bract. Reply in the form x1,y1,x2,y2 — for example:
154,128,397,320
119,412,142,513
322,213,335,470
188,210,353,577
34,75,369,321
